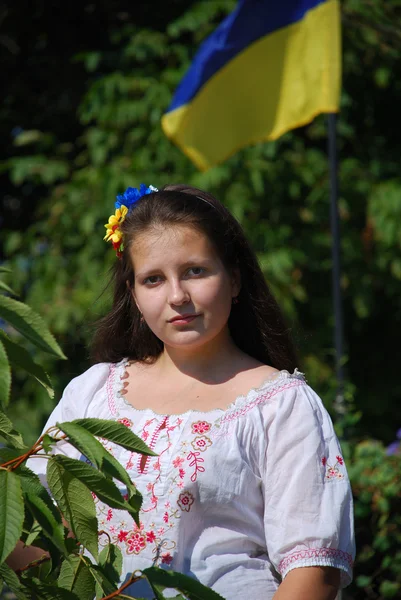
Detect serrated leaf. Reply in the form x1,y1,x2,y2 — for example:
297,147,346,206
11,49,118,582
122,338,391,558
146,580,166,600
143,567,225,600
0,279,18,295
71,418,156,455
0,330,54,398
0,469,25,562
57,421,142,509
24,493,66,554
58,555,96,599
0,410,18,435
25,520,42,546
0,409,25,448
89,563,117,598
51,455,140,520
58,555,81,588
24,556,53,581
0,562,30,599
0,294,66,359
0,339,11,409
18,463,60,516
46,458,99,560
57,421,119,471
24,578,81,600
98,543,123,585
0,446,26,464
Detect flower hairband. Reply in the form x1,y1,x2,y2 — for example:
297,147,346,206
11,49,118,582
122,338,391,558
104,184,158,256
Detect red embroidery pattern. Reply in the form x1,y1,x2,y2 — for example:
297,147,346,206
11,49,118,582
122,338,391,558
118,417,133,428
191,421,211,434
187,451,205,482
107,364,118,415
126,531,147,555
137,417,168,475
183,420,213,482
191,435,212,452
220,379,305,424
279,547,354,575
98,516,177,565
322,455,345,480
177,491,195,512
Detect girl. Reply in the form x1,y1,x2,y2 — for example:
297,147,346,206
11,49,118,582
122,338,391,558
26,184,354,599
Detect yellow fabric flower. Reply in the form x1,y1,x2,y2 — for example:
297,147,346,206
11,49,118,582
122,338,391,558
104,205,128,244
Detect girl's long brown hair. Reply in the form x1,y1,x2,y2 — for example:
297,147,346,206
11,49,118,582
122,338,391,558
91,184,298,371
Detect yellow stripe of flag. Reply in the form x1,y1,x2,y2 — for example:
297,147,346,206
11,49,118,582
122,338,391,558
162,0,341,171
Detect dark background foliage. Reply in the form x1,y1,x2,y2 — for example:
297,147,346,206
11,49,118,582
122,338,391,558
1,1,401,597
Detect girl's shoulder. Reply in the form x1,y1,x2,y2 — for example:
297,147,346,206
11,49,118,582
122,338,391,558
219,367,307,423
58,362,111,418
65,361,111,392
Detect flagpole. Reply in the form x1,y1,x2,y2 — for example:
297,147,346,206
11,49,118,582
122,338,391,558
328,113,345,420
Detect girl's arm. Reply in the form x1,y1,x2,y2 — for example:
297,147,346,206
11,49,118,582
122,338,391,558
6,541,49,572
273,566,340,600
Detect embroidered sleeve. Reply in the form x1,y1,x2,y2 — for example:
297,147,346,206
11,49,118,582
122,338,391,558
261,385,355,588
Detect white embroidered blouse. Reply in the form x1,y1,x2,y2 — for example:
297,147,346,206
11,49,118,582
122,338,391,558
29,360,355,599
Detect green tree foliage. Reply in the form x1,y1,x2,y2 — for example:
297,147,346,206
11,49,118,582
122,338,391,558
348,440,401,599
2,0,401,441
1,0,401,597
0,413,222,599
0,277,220,598
0,268,65,410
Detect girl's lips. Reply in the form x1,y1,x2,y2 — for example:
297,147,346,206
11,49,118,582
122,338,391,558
169,314,199,324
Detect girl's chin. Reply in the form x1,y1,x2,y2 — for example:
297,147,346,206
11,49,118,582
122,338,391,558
160,331,216,350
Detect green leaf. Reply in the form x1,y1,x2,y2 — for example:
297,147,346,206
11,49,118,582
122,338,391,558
89,563,117,599
42,433,57,452
58,555,96,599
143,567,225,600
23,578,80,600
25,520,42,546
98,543,123,586
0,330,54,398
0,409,25,448
0,339,11,409
51,455,140,520
46,458,99,560
379,580,401,598
0,294,66,359
57,421,142,509
0,266,12,273
24,493,66,554
0,562,30,599
0,447,25,463
0,468,25,562
57,421,119,470
0,279,18,296
71,418,156,455
145,578,166,600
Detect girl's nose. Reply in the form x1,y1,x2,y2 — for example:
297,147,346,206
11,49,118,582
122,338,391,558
168,280,190,306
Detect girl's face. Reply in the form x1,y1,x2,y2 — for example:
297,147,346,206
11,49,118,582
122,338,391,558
130,225,240,352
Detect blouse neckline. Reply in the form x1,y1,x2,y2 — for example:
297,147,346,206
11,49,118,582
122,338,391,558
111,358,305,419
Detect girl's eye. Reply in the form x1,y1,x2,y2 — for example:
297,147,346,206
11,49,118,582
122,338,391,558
143,275,162,285
187,267,205,276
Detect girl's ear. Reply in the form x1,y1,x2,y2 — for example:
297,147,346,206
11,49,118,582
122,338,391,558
231,267,241,298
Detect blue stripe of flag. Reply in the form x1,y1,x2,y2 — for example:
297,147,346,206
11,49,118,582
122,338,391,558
168,0,327,112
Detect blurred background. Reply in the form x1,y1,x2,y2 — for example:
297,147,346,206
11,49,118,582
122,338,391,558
1,1,401,597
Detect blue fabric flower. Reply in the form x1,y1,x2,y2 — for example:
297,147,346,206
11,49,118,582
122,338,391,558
386,428,401,455
115,184,158,209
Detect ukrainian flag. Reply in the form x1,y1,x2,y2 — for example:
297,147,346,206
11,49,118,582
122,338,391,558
162,0,341,171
